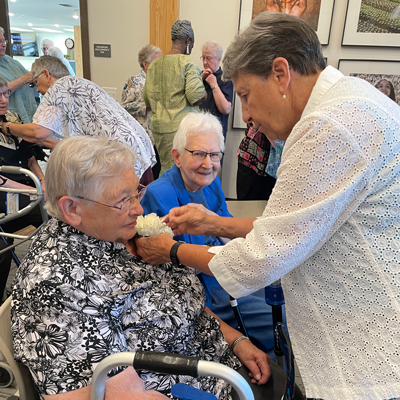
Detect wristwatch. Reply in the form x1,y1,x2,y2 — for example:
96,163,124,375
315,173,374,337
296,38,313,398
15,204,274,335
170,241,184,266
5,122,11,136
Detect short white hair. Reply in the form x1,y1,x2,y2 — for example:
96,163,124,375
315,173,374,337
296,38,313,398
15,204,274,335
173,111,225,155
41,39,54,47
45,136,136,219
201,40,223,60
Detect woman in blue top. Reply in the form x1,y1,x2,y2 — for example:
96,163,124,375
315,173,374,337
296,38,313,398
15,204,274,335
141,111,276,355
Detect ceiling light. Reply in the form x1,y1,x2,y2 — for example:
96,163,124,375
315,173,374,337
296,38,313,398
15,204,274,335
28,23,33,27
72,9,79,19
64,29,74,32
32,28,63,33
10,27,34,32
54,24,60,27
10,0,17,2
9,13,14,17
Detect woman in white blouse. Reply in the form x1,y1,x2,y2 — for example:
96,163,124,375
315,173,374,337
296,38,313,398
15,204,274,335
136,11,400,400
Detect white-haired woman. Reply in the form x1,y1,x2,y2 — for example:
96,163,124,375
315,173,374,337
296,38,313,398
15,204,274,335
11,135,289,400
144,20,206,176
47,46,75,76
199,40,233,139
141,111,278,356
122,44,162,178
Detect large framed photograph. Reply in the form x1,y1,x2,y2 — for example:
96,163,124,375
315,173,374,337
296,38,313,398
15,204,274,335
233,0,334,129
338,60,400,106
342,0,400,46
239,0,335,44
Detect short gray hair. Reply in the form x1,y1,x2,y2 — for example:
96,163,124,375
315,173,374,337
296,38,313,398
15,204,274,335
31,55,69,79
138,45,162,69
201,41,223,60
0,76,7,87
173,111,225,155
223,11,325,81
171,20,194,42
45,136,137,219
0,27,4,35
41,38,54,48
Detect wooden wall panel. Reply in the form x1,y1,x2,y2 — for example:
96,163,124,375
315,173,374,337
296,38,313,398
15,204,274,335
150,0,179,54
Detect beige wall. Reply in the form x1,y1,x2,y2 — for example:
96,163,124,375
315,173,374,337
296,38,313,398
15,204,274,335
87,0,150,102
87,0,400,199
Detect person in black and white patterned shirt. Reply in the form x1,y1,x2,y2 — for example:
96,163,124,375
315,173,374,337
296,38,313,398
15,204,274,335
11,136,283,400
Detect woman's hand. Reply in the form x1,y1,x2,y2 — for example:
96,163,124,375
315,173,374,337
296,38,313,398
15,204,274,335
135,233,175,265
163,205,210,236
233,339,271,385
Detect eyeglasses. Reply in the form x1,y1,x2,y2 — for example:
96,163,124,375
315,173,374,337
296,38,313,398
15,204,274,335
76,184,147,213
185,148,223,161
0,40,8,45
29,71,45,88
0,89,11,99
200,56,216,62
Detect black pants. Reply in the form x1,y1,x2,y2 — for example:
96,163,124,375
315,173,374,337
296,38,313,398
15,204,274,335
236,162,276,201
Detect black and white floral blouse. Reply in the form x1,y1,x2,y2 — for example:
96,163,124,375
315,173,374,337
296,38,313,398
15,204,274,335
11,218,241,399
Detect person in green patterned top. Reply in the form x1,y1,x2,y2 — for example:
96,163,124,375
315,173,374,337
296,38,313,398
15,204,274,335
144,19,207,176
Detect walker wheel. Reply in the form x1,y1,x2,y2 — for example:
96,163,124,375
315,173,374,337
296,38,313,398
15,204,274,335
0,362,14,387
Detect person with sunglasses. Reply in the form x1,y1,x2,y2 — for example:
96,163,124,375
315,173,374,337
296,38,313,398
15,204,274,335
140,111,277,358
0,27,37,123
199,41,233,142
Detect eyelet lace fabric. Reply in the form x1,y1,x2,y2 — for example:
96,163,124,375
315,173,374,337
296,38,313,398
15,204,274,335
210,67,400,399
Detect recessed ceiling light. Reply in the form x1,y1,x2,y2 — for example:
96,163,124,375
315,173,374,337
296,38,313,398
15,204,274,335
28,23,33,27
10,27,34,32
32,28,63,33
64,29,74,32
10,0,17,2
54,24,60,27
9,13,14,17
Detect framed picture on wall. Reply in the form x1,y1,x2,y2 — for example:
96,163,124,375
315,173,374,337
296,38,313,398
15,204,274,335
338,59,400,106
342,0,400,46
239,0,335,44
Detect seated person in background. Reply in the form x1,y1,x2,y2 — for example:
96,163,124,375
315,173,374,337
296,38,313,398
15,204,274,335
0,76,45,301
40,38,54,55
12,136,278,400
121,44,162,179
141,111,277,356
0,56,156,183
199,40,233,142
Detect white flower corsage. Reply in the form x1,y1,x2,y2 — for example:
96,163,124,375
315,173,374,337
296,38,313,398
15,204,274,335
135,213,173,237
5,110,23,124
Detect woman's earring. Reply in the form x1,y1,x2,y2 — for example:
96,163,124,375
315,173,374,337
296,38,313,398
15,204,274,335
283,94,286,99
186,44,190,55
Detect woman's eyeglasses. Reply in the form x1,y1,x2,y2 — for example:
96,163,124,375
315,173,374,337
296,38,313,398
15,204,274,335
0,90,11,99
75,184,147,213
200,56,216,62
185,149,224,161
29,71,45,88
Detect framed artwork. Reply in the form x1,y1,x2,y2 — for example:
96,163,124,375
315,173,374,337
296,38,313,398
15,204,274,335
240,0,335,44
233,0,334,129
338,59,400,105
342,0,400,46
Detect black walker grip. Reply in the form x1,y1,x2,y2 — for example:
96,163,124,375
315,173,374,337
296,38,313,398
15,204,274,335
133,350,199,377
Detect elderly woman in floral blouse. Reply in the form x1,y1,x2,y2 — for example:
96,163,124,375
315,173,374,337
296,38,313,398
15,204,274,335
122,44,162,179
11,135,298,400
